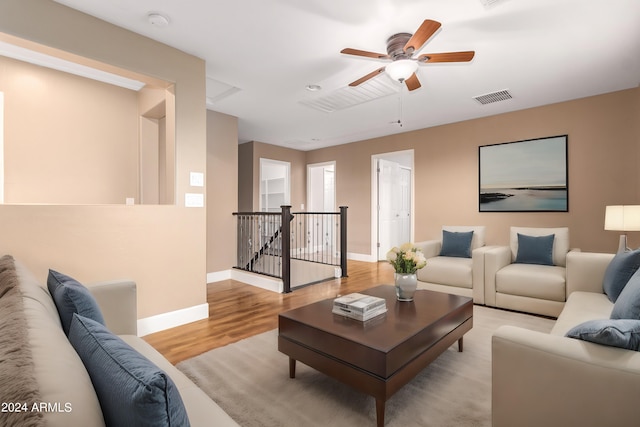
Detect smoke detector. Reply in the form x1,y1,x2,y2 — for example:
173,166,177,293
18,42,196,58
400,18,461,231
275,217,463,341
148,13,170,27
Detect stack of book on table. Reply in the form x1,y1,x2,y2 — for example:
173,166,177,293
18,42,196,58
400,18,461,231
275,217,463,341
332,293,387,321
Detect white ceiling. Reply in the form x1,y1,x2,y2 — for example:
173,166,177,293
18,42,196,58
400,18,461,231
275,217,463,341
53,0,640,150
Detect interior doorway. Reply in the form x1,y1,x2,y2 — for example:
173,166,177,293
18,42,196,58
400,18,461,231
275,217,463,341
307,161,337,254
307,162,336,213
372,151,413,261
139,91,175,205
259,158,290,212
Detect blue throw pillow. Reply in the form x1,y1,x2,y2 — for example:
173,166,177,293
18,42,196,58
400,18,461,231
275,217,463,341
68,314,190,427
514,233,555,266
611,268,640,319
603,248,640,303
47,269,105,335
566,319,640,351
440,230,474,258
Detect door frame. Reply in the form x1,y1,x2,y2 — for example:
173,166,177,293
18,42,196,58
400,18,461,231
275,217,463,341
259,158,290,212
371,150,415,260
306,161,336,212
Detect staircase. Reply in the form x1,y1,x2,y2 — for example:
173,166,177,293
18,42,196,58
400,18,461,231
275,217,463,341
233,206,348,293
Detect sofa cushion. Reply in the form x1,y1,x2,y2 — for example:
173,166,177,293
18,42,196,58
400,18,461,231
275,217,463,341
603,248,640,303
439,230,474,258
514,233,554,266
510,226,569,267
496,263,565,302
417,256,473,288
551,291,613,336
47,270,105,335
611,268,640,320
19,264,106,427
443,225,486,250
68,314,190,427
566,319,640,351
121,336,241,427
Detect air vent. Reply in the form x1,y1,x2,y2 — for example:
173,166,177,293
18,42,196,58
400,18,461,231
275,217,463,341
300,77,399,113
479,0,506,6
473,89,513,105
206,76,241,106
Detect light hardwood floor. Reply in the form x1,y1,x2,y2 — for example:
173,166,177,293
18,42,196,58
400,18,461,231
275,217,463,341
143,260,395,365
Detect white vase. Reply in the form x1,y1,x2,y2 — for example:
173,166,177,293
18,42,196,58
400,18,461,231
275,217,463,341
394,272,417,301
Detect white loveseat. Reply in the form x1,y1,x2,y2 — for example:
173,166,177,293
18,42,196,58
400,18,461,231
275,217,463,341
1,256,238,427
492,251,640,427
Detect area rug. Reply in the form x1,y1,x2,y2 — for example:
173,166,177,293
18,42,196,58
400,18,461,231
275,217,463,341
177,305,554,427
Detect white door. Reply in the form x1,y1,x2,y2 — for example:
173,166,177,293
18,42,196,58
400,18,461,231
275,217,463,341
377,158,411,260
398,166,411,245
307,162,336,255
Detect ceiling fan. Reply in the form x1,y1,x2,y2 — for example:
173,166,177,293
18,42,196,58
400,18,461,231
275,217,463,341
340,19,475,91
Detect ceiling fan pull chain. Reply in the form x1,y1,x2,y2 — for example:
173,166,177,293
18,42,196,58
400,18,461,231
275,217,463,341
398,84,404,127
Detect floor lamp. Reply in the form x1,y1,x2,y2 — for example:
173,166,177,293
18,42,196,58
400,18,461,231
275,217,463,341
604,205,640,253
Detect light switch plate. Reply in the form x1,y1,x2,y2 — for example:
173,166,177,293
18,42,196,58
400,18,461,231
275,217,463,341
190,172,204,187
185,193,204,207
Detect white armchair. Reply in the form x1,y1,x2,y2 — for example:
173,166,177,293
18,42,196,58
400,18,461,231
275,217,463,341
485,226,574,317
415,226,494,304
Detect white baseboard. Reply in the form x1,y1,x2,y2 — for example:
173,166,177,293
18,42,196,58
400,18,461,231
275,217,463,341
207,268,283,292
207,269,231,283
137,303,209,337
230,269,283,293
347,252,377,262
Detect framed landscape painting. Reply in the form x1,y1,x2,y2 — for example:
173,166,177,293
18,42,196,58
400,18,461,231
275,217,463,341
479,135,568,212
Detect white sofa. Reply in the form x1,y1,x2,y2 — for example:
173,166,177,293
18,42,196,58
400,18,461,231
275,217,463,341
485,226,573,317
415,226,495,304
492,251,640,427
1,256,238,427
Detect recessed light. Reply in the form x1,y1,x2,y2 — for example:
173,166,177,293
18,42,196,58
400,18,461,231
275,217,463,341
148,12,170,27
305,84,322,92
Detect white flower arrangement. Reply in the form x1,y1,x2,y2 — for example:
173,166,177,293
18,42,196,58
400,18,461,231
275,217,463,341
386,242,427,274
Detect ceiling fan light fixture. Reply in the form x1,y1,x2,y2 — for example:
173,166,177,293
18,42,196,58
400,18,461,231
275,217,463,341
385,60,418,82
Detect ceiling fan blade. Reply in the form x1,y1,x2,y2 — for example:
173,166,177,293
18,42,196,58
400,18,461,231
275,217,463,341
405,73,421,91
348,67,386,87
418,51,475,63
341,48,390,60
404,19,441,54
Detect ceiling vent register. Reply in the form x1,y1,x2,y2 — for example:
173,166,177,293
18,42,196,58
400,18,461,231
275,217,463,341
473,89,513,105
479,0,506,6
300,78,399,113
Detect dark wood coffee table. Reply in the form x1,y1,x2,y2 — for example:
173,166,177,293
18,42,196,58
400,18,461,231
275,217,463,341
278,285,473,426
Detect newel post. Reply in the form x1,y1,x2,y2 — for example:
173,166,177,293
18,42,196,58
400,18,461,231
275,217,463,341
281,205,292,293
339,206,348,278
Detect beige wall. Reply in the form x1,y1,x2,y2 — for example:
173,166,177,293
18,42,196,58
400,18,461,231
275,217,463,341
0,204,203,318
238,142,253,212
207,111,238,273
237,141,306,212
304,88,640,254
1,56,139,204
0,0,207,320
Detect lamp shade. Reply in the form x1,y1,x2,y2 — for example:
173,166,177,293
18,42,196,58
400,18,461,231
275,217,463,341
385,60,418,82
604,205,640,231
